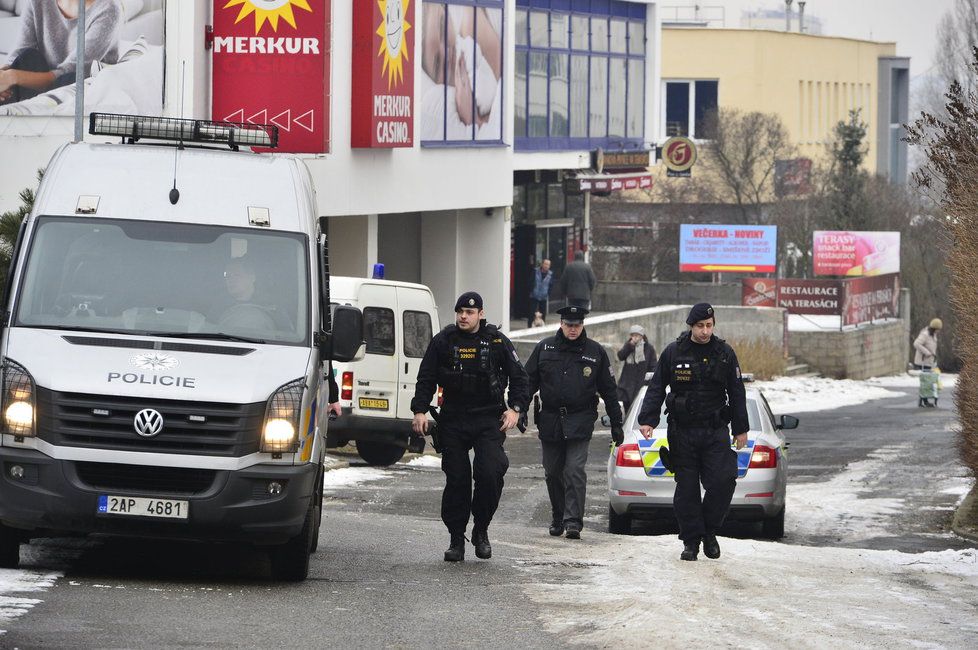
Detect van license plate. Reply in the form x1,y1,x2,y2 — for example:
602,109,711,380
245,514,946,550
358,397,389,410
97,495,189,519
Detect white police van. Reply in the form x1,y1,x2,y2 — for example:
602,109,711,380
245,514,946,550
0,113,364,581
328,276,439,465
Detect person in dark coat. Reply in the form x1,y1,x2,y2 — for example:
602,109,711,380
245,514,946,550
617,324,656,414
638,303,748,562
524,305,623,539
557,250,597,309
411,292,529,562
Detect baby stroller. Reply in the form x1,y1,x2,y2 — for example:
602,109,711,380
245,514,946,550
917,366,940,407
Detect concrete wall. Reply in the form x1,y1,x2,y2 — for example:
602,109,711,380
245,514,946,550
790,320,906,379
511,304,786,380
592,281,742,311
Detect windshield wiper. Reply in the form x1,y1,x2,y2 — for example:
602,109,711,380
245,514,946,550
29,324,133,336
153,331,267,344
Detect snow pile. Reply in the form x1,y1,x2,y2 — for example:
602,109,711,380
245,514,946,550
405,455,441,468
0,569,61,633
321,467,391,490
754,376,904,413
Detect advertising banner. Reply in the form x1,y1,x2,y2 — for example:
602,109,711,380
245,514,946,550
741,277,843,315
813,231,901,276
0,0,165,118
212,0,329,153
841,273,900,326
680,224,777,273
352,0,415,148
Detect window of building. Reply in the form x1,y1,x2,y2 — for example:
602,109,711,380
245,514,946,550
420,1,505,145
662,79,719,140
515,0,646,152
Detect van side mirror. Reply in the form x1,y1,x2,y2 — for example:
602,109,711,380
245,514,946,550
777,414,799,430
326,304,365,362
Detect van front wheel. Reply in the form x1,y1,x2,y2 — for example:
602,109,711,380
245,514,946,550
268,500,314,581
0,524,21,569
356,441,406,466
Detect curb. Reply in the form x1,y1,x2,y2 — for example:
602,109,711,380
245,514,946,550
951,482,978,545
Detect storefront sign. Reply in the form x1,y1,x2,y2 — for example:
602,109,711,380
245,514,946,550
352,0,415,147
662,137,697,178
565,173,652,194
842,273,900,326
212,0,330,153
680,225,777,273
742,278,843,315
593,150,651,171
813,230,901,276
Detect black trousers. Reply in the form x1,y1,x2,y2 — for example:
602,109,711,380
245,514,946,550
438,412,509,535
1,48,73,105
541,437,590,528
668,424,738,542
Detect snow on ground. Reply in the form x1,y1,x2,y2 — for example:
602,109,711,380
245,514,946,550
753,376,905,414
405,454,442,468
321,466,392,490
787,315,902,332
516,536,978,648
0,569,61,634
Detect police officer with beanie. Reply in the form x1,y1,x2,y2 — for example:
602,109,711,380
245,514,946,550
411,292,529,562
638,303,748,561
524,305,623,539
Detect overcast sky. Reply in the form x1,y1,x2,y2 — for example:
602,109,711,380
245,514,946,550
664,0,957,78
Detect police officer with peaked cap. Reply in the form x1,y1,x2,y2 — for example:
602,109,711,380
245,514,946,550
637,303,748,561
524,305,623,539
411,291,529,562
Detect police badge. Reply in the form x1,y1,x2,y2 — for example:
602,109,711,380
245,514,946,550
583,366,592,377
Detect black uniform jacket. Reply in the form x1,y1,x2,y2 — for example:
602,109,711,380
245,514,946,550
410,322,529,415
525,328,623,441
637,332,749,435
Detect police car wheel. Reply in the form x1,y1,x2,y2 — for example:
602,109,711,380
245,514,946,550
357,440,407,466
608,505,632,535
310,465,324,554
269,501,314,581
761,507,785,540
0,524,20,569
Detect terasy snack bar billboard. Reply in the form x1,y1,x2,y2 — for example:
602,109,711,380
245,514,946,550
680,225,777,273
212,0,330,153
813,231,901,277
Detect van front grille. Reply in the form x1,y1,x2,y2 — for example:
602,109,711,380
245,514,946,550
75,461,217,495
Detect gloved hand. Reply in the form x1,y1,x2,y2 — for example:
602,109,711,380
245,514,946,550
611,423,624,446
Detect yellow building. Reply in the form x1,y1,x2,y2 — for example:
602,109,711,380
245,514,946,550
660,27,909,182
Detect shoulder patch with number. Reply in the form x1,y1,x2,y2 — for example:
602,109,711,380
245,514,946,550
512,350,520,362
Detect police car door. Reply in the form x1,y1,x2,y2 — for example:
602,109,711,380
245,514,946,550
396,287,436,419
353,283,398,418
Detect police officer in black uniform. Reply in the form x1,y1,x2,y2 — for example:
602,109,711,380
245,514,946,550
637,303,748,561
411,292,529,562
524,305,623,539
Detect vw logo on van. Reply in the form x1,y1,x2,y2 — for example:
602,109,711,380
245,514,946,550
133,409,164,437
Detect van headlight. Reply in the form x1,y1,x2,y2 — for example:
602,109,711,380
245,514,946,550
2,360,36,438
261,379,306,454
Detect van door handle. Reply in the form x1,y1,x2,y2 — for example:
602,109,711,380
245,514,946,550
404,362,409,374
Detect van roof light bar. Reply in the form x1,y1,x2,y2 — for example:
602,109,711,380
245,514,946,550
88,112,279,150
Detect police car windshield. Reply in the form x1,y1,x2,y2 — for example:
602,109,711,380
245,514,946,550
15,217,309,346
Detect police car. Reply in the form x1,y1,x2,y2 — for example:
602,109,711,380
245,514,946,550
607,373,798,538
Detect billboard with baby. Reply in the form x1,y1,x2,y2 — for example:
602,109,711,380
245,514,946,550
812,231,901,277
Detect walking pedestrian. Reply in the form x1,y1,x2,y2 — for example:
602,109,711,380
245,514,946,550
637,303,748,562
912,318,942,370
557,250,596,309
527,258,553,327
617,325,656,414
411,292,529,562
524,305,623,539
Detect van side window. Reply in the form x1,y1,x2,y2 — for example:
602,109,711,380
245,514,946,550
403,311,432,358
363,307,395,355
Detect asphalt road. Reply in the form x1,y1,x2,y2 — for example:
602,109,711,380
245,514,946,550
1,383,969,648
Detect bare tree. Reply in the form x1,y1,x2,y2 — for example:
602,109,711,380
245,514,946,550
701,108,795,223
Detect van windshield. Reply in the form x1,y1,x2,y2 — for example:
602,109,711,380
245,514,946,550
14,217,309,345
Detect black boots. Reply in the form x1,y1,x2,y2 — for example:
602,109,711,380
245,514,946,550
444,534,465,562
565,523,582,540
549,517,564,537
680,539,699,561
703,534,721,559
472,529,492,559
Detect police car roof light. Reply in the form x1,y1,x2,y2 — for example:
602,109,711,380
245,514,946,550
89,112,279,150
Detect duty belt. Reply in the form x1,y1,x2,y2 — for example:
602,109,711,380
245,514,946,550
544,404,593,416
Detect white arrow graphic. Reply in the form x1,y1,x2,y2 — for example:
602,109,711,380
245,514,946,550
223,109,245,123
293,109,315,132
270,108,292,132
246,109,268,125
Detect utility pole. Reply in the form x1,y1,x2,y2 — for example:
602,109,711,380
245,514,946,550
784,0,793,32
74,0,86,142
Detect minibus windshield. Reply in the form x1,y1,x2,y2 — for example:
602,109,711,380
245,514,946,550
14,217,309,346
